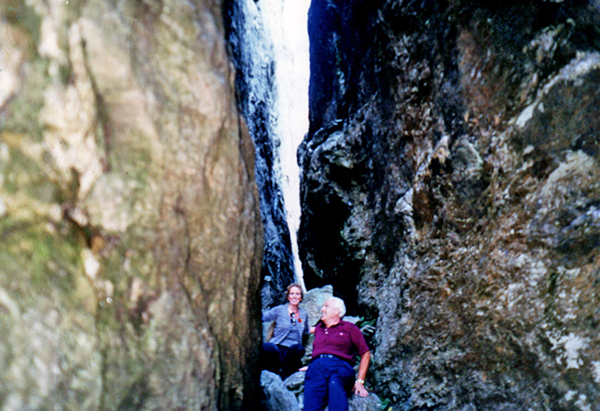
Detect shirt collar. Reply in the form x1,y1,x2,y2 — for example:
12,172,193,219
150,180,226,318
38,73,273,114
318,319,345,329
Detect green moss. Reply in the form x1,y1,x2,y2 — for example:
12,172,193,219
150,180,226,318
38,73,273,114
97,235,157,300
94,289,150,410
0,217,85,307
2,146,58,203
1,59,50,142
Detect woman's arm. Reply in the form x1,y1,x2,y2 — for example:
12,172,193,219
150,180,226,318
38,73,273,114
261,305,280,323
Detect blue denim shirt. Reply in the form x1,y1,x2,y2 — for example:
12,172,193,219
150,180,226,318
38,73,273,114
262,304,309,347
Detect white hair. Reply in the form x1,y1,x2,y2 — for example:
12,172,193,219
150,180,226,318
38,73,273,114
329,297,346,318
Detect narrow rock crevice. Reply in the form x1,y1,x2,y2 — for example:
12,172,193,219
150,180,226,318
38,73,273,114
224,0,297,310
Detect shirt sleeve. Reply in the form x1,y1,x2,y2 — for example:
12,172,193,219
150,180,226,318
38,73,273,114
350,323,369,356
261,305,279,322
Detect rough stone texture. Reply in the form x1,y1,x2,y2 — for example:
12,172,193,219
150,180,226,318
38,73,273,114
225,0,296,310
261,370,301,411
261,370,381,411
0,0,262,410
300,284,334,327
348,394,384,411
300,0,600,410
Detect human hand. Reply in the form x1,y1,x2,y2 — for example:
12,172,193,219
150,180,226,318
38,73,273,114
353,381,368,397
299,366,308,372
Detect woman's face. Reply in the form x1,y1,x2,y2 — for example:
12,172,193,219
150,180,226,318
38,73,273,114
287,286,302,305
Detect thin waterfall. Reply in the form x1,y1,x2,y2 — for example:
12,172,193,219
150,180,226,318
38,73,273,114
259,0,310,290
226,0,311,301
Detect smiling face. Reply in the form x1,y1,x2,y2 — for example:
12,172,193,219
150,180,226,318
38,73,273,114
320,298,341,325
287,285,303,306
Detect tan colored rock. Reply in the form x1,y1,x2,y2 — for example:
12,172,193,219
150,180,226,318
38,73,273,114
0,0,262,409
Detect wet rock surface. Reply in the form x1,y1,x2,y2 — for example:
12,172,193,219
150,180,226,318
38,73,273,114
300,0,600,409
225,0,297,310
0,0,262,409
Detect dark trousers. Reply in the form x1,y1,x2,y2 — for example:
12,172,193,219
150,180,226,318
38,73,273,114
304,356,355,411
261,342,305,379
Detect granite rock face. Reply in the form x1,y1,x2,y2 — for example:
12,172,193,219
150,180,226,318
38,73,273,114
300,0,600,409
0,0,262,409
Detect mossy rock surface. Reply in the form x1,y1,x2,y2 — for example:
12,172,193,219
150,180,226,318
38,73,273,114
0,0,263,409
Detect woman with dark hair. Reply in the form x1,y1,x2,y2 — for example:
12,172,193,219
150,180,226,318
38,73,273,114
261,283,309,378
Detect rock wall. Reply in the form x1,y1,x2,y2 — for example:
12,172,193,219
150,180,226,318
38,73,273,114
299,0,600,409
225,0,296,310
0,0,262,409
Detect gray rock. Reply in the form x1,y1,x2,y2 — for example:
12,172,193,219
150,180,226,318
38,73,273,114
349,393,383,411
263,320,276,342
343,315,361,324
284,371,307,394
261,371,301,411
226,0,296,312
300,285,333,327
300,0,600,409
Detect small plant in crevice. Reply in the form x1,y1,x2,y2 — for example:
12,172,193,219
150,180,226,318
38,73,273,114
355,316,377,347
379,396,393,410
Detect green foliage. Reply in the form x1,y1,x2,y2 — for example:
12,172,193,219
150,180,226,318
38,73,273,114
356,316,376,329
355,315,377,349
379,395,392,410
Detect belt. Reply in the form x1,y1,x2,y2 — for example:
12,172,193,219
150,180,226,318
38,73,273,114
314,354,349,364
316,354,338,360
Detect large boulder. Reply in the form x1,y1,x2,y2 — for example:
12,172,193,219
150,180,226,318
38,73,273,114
0,0,262,409
300,284,334,327
261,370,301,411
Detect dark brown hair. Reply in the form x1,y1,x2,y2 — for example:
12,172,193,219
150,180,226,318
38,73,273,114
286,283,304,300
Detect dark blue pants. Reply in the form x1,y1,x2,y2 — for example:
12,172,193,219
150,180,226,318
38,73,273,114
304,356,355,411
262,342,305,379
